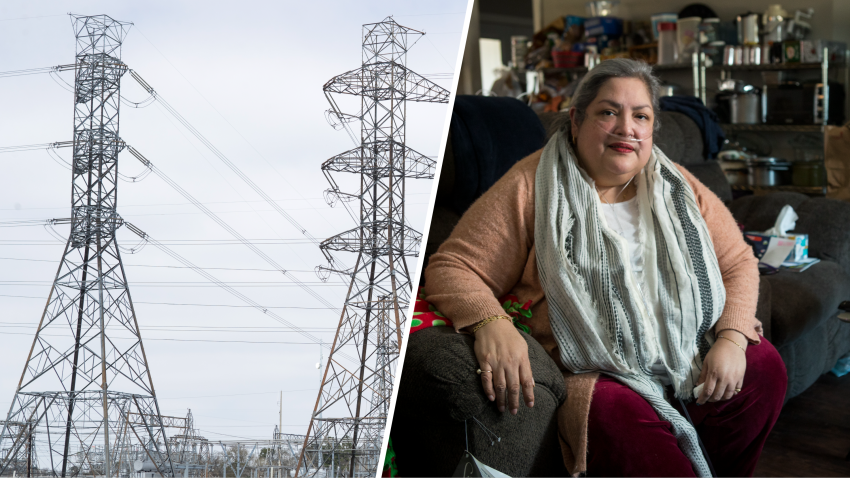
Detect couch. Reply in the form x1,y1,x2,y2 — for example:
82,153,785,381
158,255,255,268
392,95,850,476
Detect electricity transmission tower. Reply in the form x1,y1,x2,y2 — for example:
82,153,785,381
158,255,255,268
297,17,449,477
0,14,174,477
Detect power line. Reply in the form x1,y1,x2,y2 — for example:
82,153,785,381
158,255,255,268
0,14,66,22
128,72,331,252
125,146,347,311
0,257,320,273
0,323,337,333
131,25,347,236
0,293,337,310
0,331,332,345
124,222,357,362
157,390,315,400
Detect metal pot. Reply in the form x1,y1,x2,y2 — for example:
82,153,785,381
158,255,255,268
748,157,791,186
730,92,761,124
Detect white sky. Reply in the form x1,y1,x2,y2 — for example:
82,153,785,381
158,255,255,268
0,0,466,444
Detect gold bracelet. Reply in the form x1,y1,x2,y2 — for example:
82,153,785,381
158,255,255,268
717,335,746,353
470,315,513,334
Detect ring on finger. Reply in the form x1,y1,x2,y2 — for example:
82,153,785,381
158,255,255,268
477,368,492,375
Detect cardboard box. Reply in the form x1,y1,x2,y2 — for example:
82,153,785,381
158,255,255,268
800,40,847,63
584,17,622,37
745,232,809,263
783,40,801,63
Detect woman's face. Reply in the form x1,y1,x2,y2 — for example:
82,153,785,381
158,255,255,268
569,77,654,188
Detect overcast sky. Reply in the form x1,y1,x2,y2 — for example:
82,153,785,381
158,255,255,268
0,0,466,445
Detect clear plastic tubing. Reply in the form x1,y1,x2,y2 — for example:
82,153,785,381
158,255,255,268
594,120,650,143
657,22,678,66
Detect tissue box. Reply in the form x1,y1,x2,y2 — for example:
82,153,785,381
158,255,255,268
745,232,809,263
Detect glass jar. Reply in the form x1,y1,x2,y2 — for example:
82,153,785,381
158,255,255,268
792,160,826,187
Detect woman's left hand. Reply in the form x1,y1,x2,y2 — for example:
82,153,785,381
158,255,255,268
696,329,748,405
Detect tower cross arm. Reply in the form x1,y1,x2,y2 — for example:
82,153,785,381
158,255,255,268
323,63,450,103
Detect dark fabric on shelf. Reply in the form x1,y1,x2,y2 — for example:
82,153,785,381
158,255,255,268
449,95,546,215
586,338,787,477
391,326,567,477
660,95,726,159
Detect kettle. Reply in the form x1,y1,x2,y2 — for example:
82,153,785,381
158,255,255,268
737,13,760,46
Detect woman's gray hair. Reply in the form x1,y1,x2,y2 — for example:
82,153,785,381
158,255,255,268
570,58,662,135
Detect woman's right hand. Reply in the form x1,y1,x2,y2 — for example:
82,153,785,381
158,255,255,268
473,318,535,415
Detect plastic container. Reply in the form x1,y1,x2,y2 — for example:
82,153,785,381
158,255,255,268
677,16,702,63
510,36,529,68
657,22,678,66
552,50,584,68
651,13,677,40
792,159,826,187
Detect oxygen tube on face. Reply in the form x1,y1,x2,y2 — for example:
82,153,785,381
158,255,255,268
593,117,652,143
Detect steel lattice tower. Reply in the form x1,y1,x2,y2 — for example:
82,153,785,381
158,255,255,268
0,15,173,478
297,17,449,477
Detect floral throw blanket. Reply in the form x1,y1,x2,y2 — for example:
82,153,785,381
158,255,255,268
411,286,533,335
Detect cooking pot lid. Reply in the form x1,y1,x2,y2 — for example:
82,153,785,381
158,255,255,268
749,157,791,167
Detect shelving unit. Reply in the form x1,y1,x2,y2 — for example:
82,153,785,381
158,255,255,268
731,184,827,196
721,124,825,133
532,49,847,198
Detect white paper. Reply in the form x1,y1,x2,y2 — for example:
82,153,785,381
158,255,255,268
474,458,511,478
760,237,796,268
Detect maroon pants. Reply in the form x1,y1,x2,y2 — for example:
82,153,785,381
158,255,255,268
586,337,787,477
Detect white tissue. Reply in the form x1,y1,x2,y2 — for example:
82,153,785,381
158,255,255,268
764,204,798,236
693,382,705,399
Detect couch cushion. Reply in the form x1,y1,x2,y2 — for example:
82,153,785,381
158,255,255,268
398,327,566,421
392,326,568,476
766,260,850,348
655,111,706,166
728,192,811,232
682,161,733,203
449,96,546,215
730,194,850,277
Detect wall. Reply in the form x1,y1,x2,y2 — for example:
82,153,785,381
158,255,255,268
480,0,534,66
534,0,849,44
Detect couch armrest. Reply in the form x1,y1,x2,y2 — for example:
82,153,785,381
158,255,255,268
729,193,850,277
391,327,568,477
766,260,850,348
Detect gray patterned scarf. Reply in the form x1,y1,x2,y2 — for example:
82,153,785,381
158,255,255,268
534,128,726,476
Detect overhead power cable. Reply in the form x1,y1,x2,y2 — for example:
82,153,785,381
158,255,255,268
0,293,335,309
123,221,355,363
124,145,343,311
128,70,349,273
0,64,73,79
0,257,319,274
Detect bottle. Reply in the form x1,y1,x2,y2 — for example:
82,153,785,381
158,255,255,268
658,22,678,65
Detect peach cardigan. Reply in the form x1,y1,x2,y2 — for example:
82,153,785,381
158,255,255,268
424,149,762,475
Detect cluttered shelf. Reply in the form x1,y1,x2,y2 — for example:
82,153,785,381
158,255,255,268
540,63,693,76
731,184,826,196
721,124,825,132
709,62,846,71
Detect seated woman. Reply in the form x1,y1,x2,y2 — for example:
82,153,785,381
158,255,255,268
424,58,787,477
